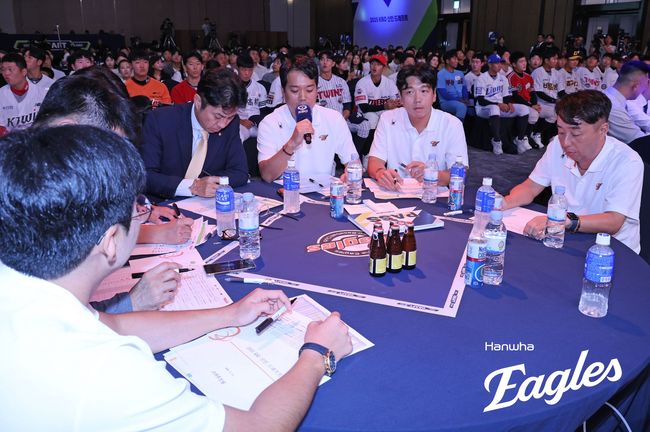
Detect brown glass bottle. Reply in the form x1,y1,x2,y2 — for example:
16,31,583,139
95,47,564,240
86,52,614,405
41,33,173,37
402,221,417,270
369,222,387,277
387,222,403,273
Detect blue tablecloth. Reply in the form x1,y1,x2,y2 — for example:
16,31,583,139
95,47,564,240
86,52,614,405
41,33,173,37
158,181,650,431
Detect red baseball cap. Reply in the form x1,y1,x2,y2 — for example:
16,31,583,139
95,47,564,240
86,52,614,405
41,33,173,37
370,54,388,66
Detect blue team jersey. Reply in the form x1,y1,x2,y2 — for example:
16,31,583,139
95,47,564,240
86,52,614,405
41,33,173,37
436,69,467,101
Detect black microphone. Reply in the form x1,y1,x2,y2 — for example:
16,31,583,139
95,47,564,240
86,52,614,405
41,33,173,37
295,104,312,144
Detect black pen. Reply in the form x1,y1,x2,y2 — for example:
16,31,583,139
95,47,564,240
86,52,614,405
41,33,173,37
255,298,297,334
131,268,193,279
172,203,181,219
201,169,214,177
393,169,398,184
309,178,325,188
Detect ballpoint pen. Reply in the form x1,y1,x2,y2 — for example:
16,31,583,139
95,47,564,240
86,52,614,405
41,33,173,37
255,298,297,334
131,268,193,279
309,178,325,188
172,203,181,218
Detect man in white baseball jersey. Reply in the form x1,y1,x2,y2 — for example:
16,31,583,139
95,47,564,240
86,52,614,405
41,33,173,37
575,54,603,91
0,53,48,136
531,50,561,144
599,53,619,92
464,53,484,116
24,45,54,93
353,54,400,130
558,51,581,96
475,54,526,154
317,50,370,144
237,53,267,142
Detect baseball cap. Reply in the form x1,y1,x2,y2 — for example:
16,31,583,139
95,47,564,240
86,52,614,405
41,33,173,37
487,54,502,64
370,54,387,66
568,50,582,60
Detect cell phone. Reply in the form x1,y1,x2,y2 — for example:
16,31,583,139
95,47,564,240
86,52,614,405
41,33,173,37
203,259,256,275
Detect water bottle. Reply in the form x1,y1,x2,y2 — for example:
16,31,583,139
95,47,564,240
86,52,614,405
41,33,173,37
422,154,439,204
283,159,301,214
450,156,466,205
483,210,507,285
215,176,235,236
465,208,487,287
238,192,261,259
579,233,615,318
543,185,568,249
346,153,363,204
474,177,496,231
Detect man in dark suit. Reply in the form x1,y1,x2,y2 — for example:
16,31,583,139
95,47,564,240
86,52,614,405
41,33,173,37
141,69,249,198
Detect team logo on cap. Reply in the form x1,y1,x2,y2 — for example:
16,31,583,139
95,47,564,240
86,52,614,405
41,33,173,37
306,230,370,257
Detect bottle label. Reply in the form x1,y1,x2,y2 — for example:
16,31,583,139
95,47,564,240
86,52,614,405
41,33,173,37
584,251,614,283
424,169,438,182
348,168,362,182
369,257,387,275
486,234,506,253
216,189,234,212
402,250,417,267
239,212,259,231
283,170,300,191
464,259,485,287
388,253,402,270
475,190,495,213
547,205,566,222
450,165,466,180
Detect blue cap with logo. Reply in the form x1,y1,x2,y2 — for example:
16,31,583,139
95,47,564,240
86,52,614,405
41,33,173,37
487,54,502,64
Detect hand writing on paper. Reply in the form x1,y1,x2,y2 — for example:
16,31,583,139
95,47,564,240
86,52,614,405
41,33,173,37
138,217,193,245
524,215,548,241
148,205,177,224
375,168,403,191
304,312,353,360
130,262,182,311
228,288,293,327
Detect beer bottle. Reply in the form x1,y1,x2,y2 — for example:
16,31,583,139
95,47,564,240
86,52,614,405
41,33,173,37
387,222,403,273
402,221,417,269
369,222,387,277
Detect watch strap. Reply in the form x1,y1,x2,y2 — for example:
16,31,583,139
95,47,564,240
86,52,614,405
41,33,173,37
299,342,328,357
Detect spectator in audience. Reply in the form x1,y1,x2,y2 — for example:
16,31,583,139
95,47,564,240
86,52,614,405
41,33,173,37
141,69,249,197
354,54,400,131
236,53,267,142
367,63,468,190
626,83,650,133
474,53,514,155
317,50,370,147
103,52,117,73
125,50,172,107
262,54,283,83
257,58,357,182
171,51,204,104
456,48,469,73
507,51,537,152
503,90,643,253
556,54,567,71
333,54,352,81
599,53,619,91
559,51,581,95
148,55,176,93
531,49,561,146
350,53,364,79
259,47,272,68
388,53,415,81
528,52,542,72
24,45,54,92
0,124,352,431
437,49,469,121
0,53,49,135
576,54,603,90
499,51,512,76
428,53,441,71
164,49,185,82
464,52,485,116
530,33,545,55
68,49,94,72
249,47,269,80
44,50,66,80
267,48,308,109
604,61,650,144
117,58,132,82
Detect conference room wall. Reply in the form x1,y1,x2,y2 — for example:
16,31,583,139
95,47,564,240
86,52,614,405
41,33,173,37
470,0,575,54
9,0,271,47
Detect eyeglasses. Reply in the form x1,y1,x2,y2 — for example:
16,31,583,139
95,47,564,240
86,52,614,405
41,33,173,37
132,194,153,224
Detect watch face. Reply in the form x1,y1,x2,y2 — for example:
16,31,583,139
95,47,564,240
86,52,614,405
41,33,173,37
326,351,337,375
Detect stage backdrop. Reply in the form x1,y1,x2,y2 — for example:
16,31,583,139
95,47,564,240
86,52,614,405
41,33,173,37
353,0,438,48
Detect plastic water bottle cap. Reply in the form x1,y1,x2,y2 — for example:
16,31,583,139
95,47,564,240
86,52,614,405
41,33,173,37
554,185,565,195
351,153,360,161
220,176,229,185
482,177,493,186
494,195,503,209
287,159,296,168
243,192,254,202
490,210,503,221
596,233,611,246
455,155,463,162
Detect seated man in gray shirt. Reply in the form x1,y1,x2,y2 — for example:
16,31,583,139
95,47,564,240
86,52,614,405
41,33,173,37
604,61,650,144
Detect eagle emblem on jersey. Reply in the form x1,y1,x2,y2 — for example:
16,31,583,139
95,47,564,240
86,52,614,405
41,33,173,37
319,134,328,140
596,183,603,190
431,141,439,147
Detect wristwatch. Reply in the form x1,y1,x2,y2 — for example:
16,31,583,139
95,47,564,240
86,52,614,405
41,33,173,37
299,342,337,376
567,212,580,233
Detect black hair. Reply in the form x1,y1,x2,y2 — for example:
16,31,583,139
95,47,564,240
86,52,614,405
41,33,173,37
555,90,611,126
0,125,145,279
443,49,457,61
197,68,247,110
510,51,526,63
1,52,26,69
280,57,318,89
237,53,254,69
396,63,437,92
26,45,46,61
129,49,149,62
183,51,203,65
318,50,333,60
34,68,139,144
617,60,650,85
601,53,614,60
68,49,93,66
541,49,558,61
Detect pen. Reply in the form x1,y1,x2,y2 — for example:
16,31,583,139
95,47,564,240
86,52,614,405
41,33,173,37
201,169,214,177
131,268,193,279
393,169,398,184
309,178,325,188
256,298,297,334
400,163,408,169
443,210,463,216
172,203,181,218
225,277,272,284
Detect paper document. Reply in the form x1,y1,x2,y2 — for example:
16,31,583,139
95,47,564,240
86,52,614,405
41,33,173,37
363,178,449,200
347,206,444,235
501,207,545,235
164,294,373,410
131,217,212,256
174,195,283,219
